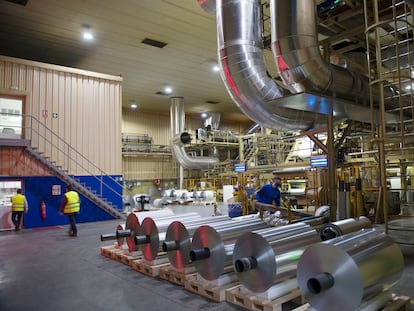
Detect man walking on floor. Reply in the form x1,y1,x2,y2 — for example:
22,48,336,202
11,188,29,231
59,185,81,237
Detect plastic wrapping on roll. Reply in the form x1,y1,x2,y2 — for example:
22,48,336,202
297,228,404,311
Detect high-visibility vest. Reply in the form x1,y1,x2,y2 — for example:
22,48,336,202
64,191,80,214
11,194,25,212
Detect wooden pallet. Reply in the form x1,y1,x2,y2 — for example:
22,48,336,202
226,286,305,311
184,273,240,302
100,245,124,259
159,264,197,286
292,295,411,311
130,257,170,277
100,245,141,266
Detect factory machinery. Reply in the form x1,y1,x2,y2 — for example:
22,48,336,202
100,211,407,310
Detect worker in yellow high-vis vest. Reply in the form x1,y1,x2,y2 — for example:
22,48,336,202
11,188,29,231
59,185,81,237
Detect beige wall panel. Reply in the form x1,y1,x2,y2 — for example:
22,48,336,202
0,55,122,176
122,108,171,145
122,156,175,181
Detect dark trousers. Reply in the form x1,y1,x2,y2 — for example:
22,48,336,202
11,211,23,230
66,213,78,235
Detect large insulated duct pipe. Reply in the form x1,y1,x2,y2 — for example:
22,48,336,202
320,216,372,241
297,228,404,311
271,0,402,124
190,218,269,280
271,0,367,100
170,96,219,169
232,222,320,293
211,0,326,131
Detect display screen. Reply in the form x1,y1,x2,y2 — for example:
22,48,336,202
310,155,328,167
234,163,247,172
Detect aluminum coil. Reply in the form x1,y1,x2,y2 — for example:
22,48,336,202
320,216,372,241
138,215,230,261
164,217,257,269
297,228,404,311
123,210,176,251
190,219,269,280
232,223,320,292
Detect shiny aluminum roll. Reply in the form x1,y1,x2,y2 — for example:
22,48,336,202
190,219,269,280
320,216,372,241
232,223,320,292
138,215,229,261
123,209,176,251
164,216,254,269
100,223,128,246
115,223,125,246
297,228,404,311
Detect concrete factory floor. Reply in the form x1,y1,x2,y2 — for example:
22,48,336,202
0,219,413,311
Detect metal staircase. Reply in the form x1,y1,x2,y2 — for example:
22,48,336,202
1,114,125,219
24,146,123,219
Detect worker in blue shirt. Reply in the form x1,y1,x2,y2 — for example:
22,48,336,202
255,177,281,207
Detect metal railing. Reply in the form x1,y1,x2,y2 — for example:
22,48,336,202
1,113,129,213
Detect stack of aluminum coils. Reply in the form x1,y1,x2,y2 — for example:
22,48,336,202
297,228,404,311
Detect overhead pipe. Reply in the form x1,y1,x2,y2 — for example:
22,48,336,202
203,0,329,131
270,0,401,124
170,96,219,169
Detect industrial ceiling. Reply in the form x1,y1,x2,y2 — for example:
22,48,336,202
0,0,412,130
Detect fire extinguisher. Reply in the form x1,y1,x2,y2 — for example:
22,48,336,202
40,200,47,220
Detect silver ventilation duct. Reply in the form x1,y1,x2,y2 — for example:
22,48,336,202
204,112,221,130
215,0,327,131
271,0,367,100
270,0,400,124
170,96,219,169
197,0,216,14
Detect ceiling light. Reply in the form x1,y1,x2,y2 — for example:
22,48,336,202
82,26,94,41
201,113,207,118
130,103,137,109
164,86,173,94
129,100,137,109
212,64,220,72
